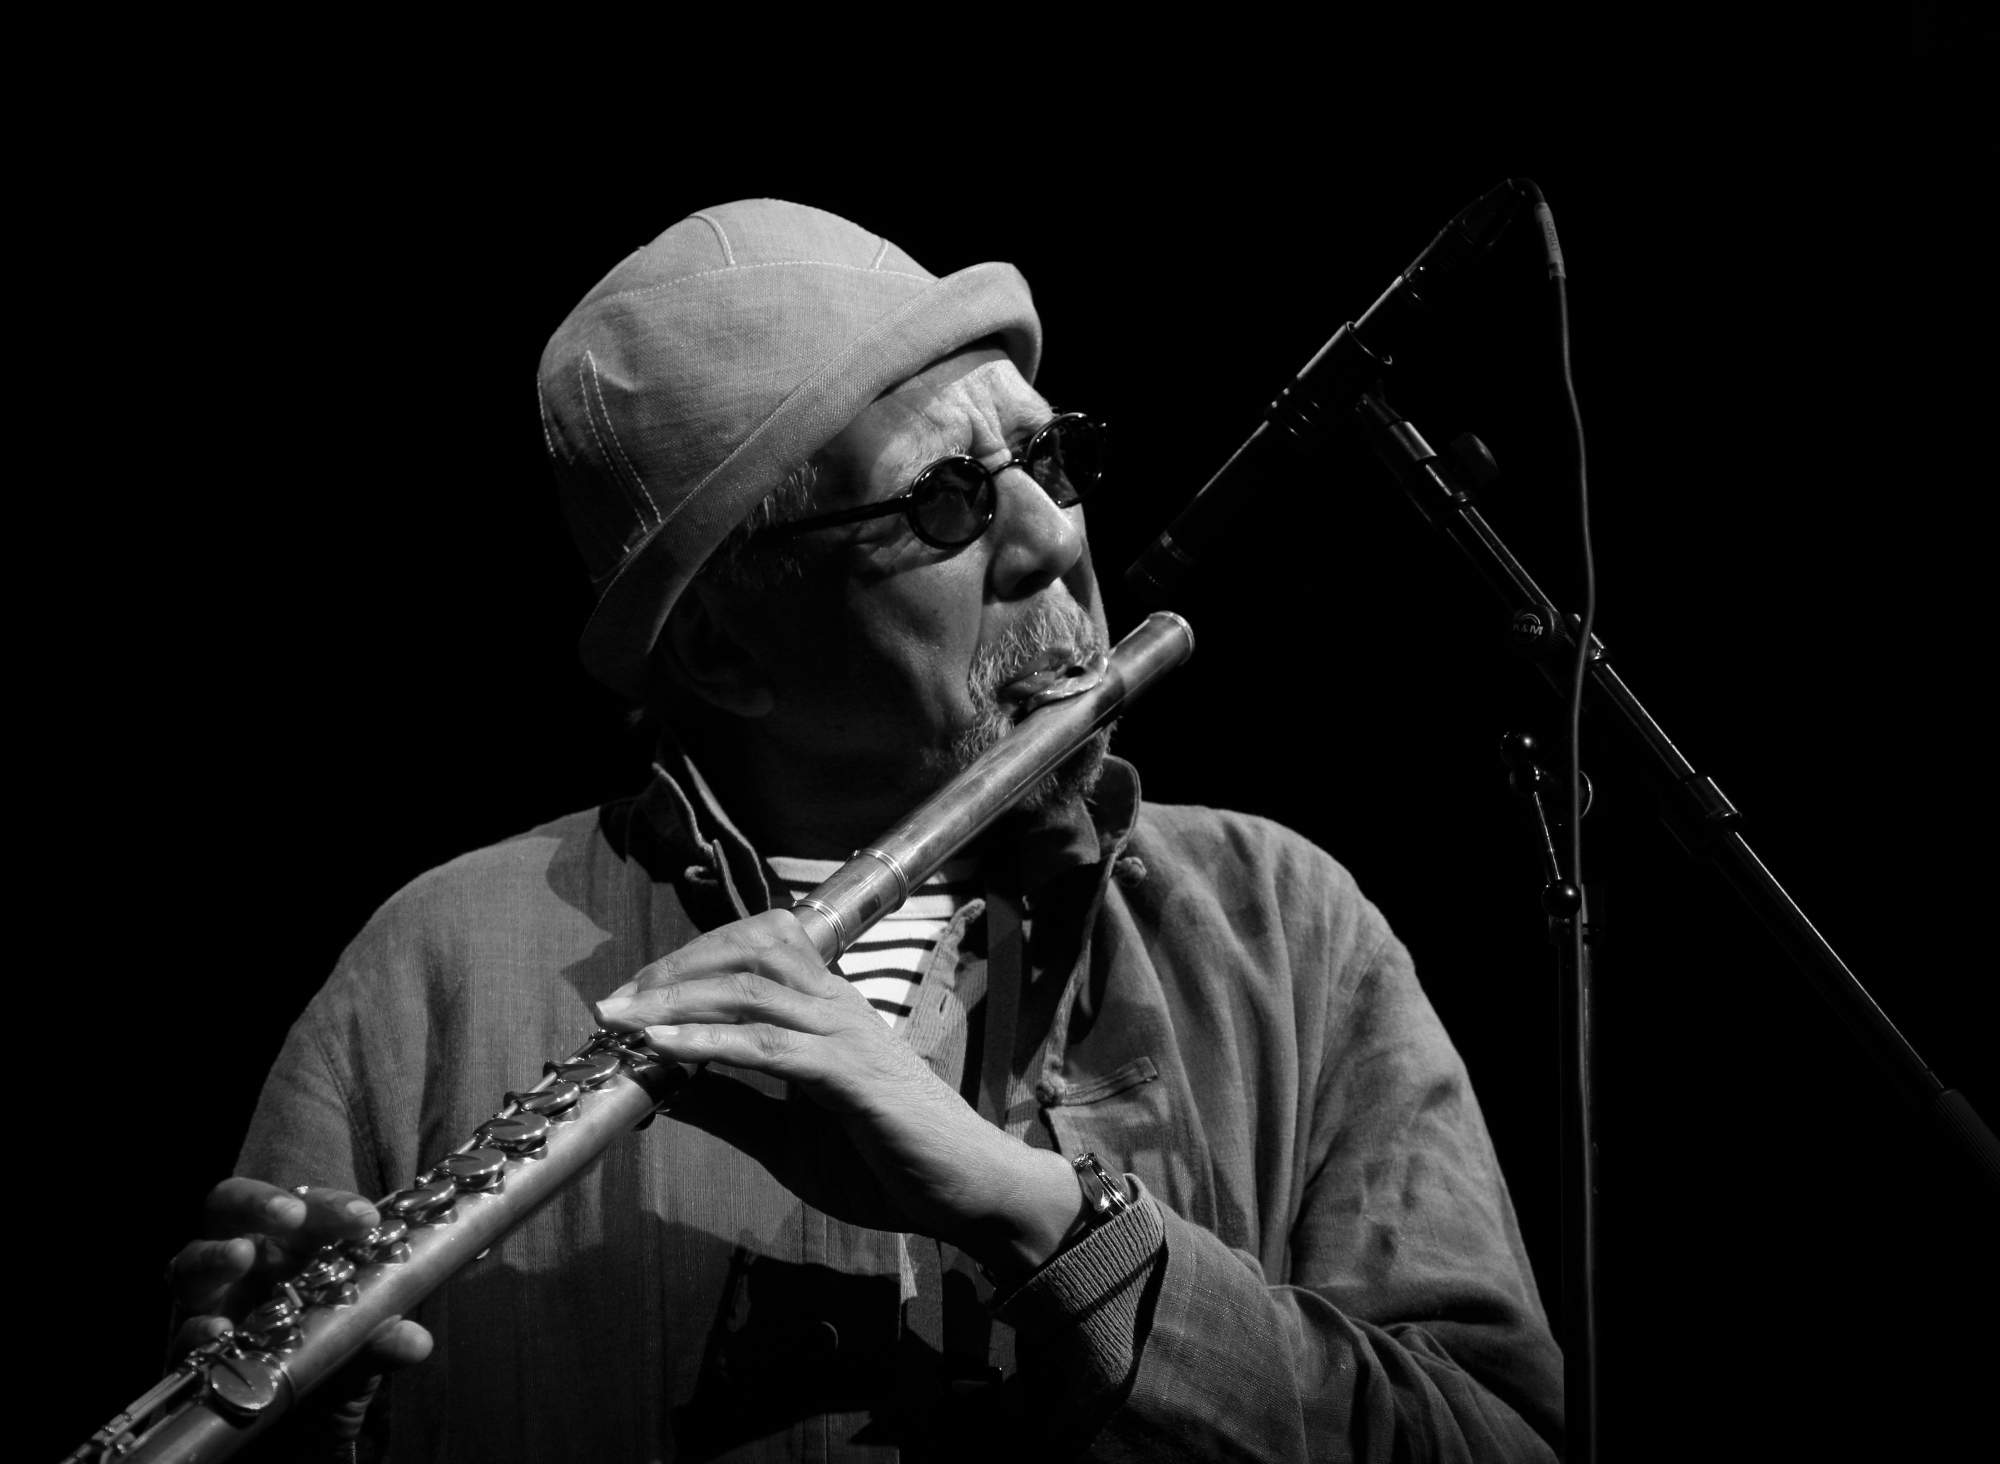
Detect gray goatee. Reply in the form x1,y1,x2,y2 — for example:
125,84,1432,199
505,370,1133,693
920,595,1112,813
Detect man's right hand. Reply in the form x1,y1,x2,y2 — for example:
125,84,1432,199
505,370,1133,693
168,1179,432,1445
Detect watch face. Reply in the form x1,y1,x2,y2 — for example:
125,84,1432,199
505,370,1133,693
1075,1153,1129,1220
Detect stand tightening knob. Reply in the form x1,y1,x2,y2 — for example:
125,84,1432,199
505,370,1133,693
1542,880,1583,918
1499,729,1540,770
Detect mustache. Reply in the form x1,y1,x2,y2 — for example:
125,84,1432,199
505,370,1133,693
967,595,1106,708
915,594,1112,814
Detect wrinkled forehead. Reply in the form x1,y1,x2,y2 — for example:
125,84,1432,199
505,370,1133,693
842,353,1053,486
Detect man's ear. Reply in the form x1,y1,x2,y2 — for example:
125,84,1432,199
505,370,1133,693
655,584,776,718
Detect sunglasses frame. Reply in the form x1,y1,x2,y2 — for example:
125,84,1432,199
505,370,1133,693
761,412,1104,551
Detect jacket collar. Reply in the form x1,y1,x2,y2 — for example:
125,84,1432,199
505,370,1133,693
996,756,1139,898
636,731,782,921
636,729,1141,917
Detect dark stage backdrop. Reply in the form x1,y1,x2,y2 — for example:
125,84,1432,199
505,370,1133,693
31,40,1992,1463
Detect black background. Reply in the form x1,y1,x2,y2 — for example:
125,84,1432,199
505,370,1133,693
31,25,1994,1462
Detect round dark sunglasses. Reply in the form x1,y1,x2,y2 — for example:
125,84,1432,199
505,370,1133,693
763,413,1105,550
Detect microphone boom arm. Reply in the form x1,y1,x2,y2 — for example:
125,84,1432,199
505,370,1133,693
1352,389,2000,1196
1126,179,1529,601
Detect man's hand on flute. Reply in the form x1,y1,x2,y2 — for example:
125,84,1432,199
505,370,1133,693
595,909,1081,1286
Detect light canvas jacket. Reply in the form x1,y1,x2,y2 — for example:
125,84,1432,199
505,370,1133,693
239,750,1563,1461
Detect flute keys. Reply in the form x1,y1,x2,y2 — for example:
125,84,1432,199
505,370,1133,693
438,1148,507,1193
292,1253,356,1290
555,1053,622,1089
349,1217,411,1265
384,1179,458,1226
291,1253,358,1307
207,1352,286,1417
477,1112,551,1155
238,1296,302,1351
510,1080,580,1121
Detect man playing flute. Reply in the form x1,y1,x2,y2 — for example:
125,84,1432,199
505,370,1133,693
170,199,1562,1462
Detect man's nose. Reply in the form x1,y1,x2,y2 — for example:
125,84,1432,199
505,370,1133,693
985,466,1084,599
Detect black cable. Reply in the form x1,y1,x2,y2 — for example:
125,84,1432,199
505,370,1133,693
1535,180,1601,1464
1555,272,1594,895
1528,182,1594,895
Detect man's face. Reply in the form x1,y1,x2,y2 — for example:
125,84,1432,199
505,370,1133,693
710,346,1109,812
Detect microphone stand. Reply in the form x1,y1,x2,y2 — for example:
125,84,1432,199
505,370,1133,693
1497,729,1598,1461
1121,179,1996,1459
1340,387,2000,1458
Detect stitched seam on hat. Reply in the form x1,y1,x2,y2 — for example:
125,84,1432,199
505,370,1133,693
534,383,560,460
588,354,662,521
599,259,932,305
579,352,662,524
689,211,736,266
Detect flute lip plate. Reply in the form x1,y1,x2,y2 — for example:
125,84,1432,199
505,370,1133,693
1020,649,1110,712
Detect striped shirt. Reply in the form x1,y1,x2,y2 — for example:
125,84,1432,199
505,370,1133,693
769,855,981,1028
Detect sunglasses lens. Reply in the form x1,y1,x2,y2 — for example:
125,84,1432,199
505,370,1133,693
1027,415,1103,505
910,461,994,546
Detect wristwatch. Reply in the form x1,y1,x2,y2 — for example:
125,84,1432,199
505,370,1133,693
987,1153,1132,1288
1070,1152,1132,1234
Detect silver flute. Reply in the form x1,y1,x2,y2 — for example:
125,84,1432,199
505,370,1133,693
70,610,1194,1464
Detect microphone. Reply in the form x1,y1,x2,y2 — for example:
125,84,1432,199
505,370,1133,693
1124,179,1536,601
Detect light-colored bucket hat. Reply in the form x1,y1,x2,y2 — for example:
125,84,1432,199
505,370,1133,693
537,199,1042,700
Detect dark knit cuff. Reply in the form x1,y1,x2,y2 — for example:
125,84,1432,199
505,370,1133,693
993,1176,1166,1397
